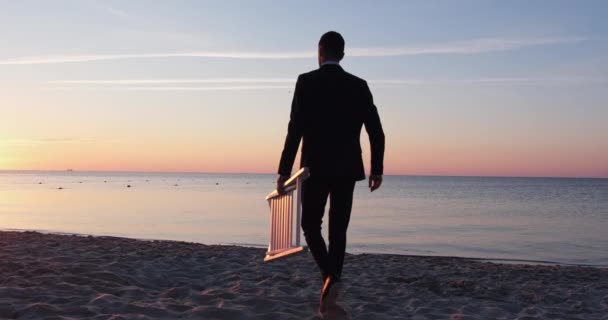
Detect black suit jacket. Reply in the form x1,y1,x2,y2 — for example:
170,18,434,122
278,64,385,181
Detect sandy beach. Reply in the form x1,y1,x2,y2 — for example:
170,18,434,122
0,231,606,320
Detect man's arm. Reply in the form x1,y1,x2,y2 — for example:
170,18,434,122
362,81,385,191
277,75,304,193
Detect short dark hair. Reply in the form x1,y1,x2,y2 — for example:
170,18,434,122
318,31,345,60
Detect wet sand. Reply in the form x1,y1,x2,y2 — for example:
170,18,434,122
0,231,606,319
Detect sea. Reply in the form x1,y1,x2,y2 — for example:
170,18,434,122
1,171,606,266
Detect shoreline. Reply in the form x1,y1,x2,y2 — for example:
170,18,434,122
3,228,606,269
1,230,607,319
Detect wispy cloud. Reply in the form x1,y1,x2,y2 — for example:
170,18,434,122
441,76,607,86
0,52,313,65
50,78,295,85
47,85,294,92
371,76,607,86
49,78,433,86
0,36,586,65
46,75,606,91
90,0,132,19
349,36,586,56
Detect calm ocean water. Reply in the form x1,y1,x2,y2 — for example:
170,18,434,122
1,171,606,266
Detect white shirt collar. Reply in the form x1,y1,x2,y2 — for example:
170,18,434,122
321,60,340,66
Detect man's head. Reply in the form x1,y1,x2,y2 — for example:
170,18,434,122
318,31,345,66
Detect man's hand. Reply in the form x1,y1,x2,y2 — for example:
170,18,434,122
369,175,383,192
276,175,290,195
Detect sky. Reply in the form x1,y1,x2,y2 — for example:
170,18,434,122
1,0,607,178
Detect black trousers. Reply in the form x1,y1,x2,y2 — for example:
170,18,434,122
301,175,356,281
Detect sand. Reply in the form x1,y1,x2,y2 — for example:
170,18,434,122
0,231,606,320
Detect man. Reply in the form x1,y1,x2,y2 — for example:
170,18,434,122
276,31,385,309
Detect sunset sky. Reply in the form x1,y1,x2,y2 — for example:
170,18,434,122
1,0,607,178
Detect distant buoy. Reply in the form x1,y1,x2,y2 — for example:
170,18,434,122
58,187,63,190
38,182,43,184
216,182,219,185
127,185,132,188
174,184,179,187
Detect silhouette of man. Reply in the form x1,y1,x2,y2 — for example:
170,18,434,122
276,31,385,309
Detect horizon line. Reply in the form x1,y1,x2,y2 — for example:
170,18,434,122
1,169,605,180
